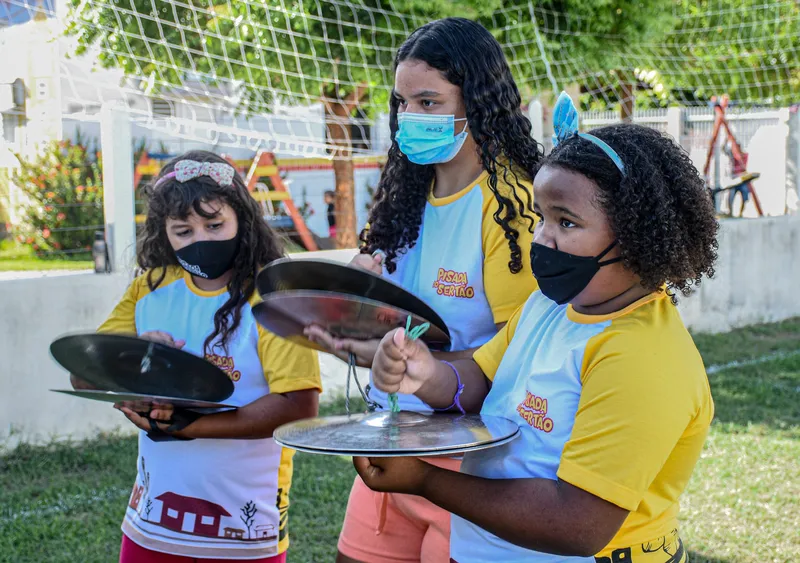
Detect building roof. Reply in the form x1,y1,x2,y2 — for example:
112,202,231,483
155,492,232,518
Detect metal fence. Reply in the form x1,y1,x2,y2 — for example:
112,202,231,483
583,106,785,152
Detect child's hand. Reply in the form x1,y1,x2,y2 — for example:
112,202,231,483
353,456,432,496
303,325,380,368
349,253,383,275
140,331,186,349
372,328,437,395
69,373,96,390
115,401,177,432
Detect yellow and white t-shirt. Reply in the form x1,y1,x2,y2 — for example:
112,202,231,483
98,266,321,559
371,169,538,411
451,291,713,563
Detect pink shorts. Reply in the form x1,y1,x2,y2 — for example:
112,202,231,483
338,457,461,563
120,534,287,563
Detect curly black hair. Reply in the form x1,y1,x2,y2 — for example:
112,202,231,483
360,17,542,274
137,150,284,354
543,123,719,302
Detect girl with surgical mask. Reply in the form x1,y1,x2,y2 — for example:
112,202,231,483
304,17,543,563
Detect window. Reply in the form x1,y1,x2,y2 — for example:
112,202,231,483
325,106,372,154
151,98,174,119
201,515,215,525
167,508,179,519
2,114,16,143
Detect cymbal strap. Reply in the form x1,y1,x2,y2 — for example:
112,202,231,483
346,352,379,415
145,408,202,442
388,316,432,413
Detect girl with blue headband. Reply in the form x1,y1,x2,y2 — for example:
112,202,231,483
360,93,719,563
305,17,543,563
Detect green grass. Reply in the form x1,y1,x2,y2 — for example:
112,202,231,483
1,321,798,562
0,401,359,563
0,259,93,271
691,317,800,367
0,242,92,271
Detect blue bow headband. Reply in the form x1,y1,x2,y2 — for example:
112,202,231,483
551,91,625,176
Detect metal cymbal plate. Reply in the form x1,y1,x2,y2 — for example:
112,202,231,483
257,258,450,339
273,412,520,457
252,291,451,350
51,389,237,413
50,333,234,401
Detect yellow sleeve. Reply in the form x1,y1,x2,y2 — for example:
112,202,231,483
97,276,144,334
472,303,525,381
557,324,710,511
96,268,178,334
257,325,322,394
481,174,539,324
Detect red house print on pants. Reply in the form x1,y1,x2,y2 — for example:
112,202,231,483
156,492,231,538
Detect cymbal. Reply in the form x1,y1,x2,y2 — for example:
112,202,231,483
50,333,234,401
256,258,449,338
51,389,237,413
273,411,520,457
252,291,451,351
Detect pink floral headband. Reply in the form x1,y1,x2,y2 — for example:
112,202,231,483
154,160,236,190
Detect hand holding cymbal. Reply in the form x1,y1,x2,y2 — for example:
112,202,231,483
121,330,185,412
353,456,433,496
139,330,186,350
254,257,451,351
349,252,384,275
303,325,380,368
372,328,438,396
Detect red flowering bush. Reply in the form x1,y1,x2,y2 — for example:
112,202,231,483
12,137,103,256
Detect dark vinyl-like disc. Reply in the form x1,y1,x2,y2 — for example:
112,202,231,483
253,291,451,351
256,257,450,344
50,333,233,401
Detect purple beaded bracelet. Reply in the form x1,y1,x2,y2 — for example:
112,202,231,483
435,360,466,415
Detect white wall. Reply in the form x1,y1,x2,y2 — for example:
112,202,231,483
2,218,798,449
677,216,800,333
0,272,133,449
0,250,360,450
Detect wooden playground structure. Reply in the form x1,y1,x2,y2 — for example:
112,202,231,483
133,151,320,251
703,95,763,218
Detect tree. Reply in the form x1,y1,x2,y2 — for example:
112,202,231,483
66,0,682,248
496,1,799,116
647,0,800,107
479,1,677,121
66,0,462,249
239,500,257,540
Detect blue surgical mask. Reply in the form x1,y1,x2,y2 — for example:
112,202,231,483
395,113,469,165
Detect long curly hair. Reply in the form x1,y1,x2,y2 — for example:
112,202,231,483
543,124,719,302
360,17,543,274
137,150,283,353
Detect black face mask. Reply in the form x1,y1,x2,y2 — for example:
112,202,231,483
175,236,239,280
530,241,621,305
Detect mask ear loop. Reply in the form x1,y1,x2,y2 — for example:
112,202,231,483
596,241,624,266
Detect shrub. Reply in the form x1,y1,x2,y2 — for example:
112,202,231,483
12,136,102,256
